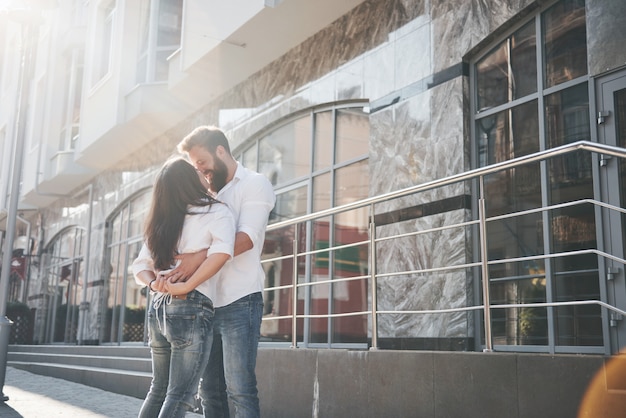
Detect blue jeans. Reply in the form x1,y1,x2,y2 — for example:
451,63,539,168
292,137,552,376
199,292,263,418
139,290,214,418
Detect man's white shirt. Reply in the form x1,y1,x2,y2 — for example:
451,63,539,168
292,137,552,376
211,162,276,307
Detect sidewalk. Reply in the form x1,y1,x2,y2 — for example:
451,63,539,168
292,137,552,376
0,367,203,417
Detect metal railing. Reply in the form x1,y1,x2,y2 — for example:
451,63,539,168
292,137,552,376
261,140,626,352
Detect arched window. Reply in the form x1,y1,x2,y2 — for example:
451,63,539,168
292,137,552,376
39,226,86,343
102,188,151,344
241,103,371,347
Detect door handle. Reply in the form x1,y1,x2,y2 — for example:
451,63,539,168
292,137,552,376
598,110,611,124
600,154,612,166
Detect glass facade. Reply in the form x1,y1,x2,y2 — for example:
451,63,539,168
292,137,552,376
102,190,151,343
473,0,600,350
242,105,370,346
39,227,85,343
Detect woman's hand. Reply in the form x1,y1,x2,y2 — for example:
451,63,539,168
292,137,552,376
163,280,192,296
151,275,168,292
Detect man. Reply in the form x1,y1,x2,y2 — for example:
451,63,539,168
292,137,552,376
173,126,275,417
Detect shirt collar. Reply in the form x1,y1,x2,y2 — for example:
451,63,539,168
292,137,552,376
217,161,244,196
232,161,245,182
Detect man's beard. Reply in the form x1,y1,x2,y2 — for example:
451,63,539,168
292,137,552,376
209,156,228,192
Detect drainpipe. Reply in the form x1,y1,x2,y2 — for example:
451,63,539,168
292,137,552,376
0,12,40,402
34,212,46,344
15,214,31,302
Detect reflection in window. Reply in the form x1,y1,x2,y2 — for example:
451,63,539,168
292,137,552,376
543,0,587,88
314,111,333,171
40,227,85,344
242,143,258,172
93,2,114,83
104,190,152,344
242,104,370,346
473,0,596,349
546,83,592,203
491,273,548,346
274,184,308,221
476,21,537,111
335,159,369,228
313,172,331,212
258,116,311,186
59,49,84,151
553,253,600,346
477,100,539,168
336,108,370,164
136,0,183,83
479,97,541,273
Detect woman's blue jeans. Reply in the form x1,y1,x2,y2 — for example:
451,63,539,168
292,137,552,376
199,292,263,418
139,290,214,418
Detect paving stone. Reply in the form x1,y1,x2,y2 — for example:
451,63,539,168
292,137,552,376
0,367,203,417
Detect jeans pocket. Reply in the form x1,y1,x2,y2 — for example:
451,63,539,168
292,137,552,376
165,313,197,349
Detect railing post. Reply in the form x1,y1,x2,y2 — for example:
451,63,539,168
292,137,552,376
479,176,493,352
291,226,299,348
369,204,379,350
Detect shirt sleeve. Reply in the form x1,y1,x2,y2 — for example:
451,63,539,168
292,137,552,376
131,243,154,286
238,174,276,249
205,203,236,258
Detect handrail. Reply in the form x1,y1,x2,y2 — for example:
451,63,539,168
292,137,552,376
266,140,626,231
376,300,626,318
261,140,626,352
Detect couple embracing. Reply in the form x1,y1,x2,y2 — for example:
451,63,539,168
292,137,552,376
132,126,276,418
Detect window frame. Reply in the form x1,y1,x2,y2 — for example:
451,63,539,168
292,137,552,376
235,101,371,349
102,187,152,344
135,0,183,84
469,0,600,354
91,0,115,85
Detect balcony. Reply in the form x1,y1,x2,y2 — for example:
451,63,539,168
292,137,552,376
21,150,95,206
75,82,190,171
168,0,366,109
74,0,365,171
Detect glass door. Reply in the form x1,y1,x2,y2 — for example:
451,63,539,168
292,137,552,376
597,70,626,353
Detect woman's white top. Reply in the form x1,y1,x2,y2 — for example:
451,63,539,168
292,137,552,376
132,202,236,299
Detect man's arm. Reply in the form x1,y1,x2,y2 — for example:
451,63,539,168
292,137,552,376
167,250,206,282
167,231,248,282
167,203,236,282
234,231,253,256
235,174,276,254
165,252,231,295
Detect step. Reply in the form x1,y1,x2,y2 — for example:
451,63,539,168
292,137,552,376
8,361,151,399
8,344,151,358
7,344,153,400
8,351,152,373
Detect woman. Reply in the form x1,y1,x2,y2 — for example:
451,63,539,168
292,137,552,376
132,157,235,417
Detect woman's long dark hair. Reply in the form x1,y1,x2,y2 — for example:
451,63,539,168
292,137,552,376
144,157,218,270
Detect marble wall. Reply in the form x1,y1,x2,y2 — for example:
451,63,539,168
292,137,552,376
586,0,626,76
